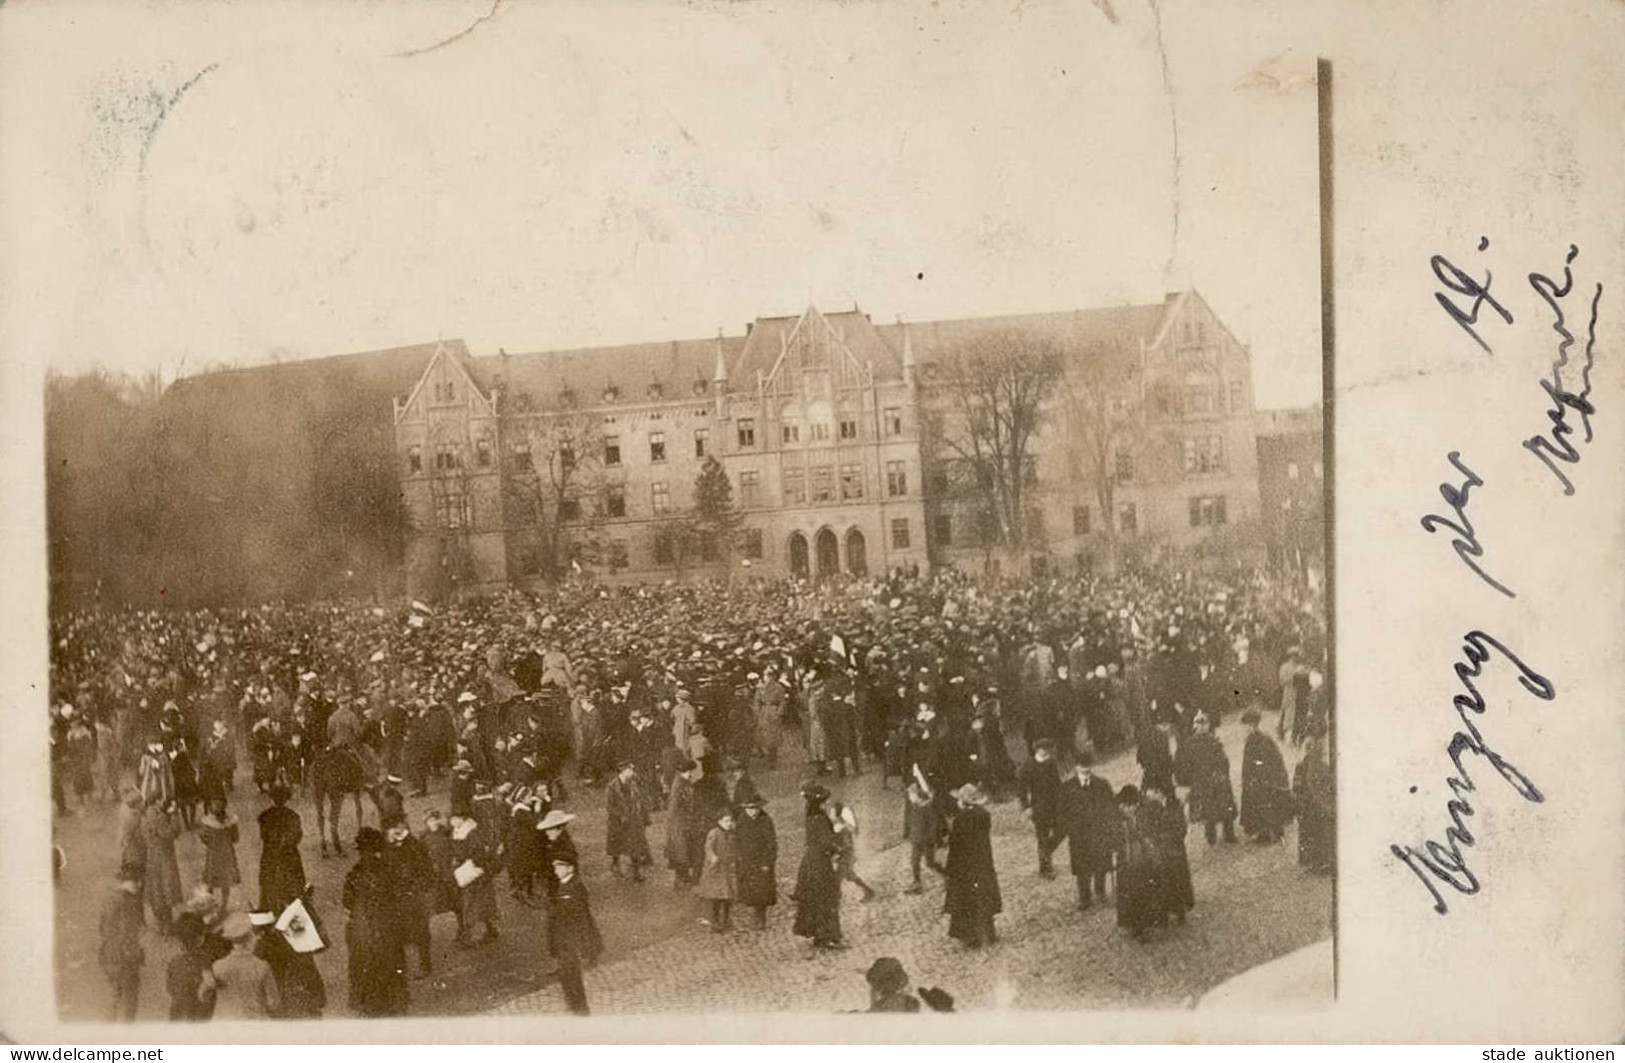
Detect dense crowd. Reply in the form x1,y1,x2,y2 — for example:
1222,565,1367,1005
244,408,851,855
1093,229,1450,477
54,565,1332,1021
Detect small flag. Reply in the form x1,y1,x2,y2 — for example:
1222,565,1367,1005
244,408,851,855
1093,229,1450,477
411,600,432,614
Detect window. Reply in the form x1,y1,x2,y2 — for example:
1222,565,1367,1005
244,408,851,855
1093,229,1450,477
811,465,836,502
739,470,760,507
603,384,621,404
884,407,903,436
783,467,806,504
432,380,458,403
435,493,469,529
782,422,800,444
1185,385,1218,415
1073,504,1091,536
839,418,858,441
608,541,629,569
1287,461,1300,481
891,518,911,549
1026,507,1045,539
933,513,953,546
694,428,709,459
1182,434,1225,474
604,436,621,466
653,532,675,566
558,497,581,522
407,445,422,474
886,460,907,497
1189,495,1229,527
741,528,764,559
647,382,664,400
605,488,626,518
649,432,666,463
651,481,670,514
1229,380,1246,412
840,462,864,500
737,419,756,448
511,442,531,471
810,423,830,442
435,445,460,471
558,442,575,475
1117,501,1138,535
1114,450,1134,483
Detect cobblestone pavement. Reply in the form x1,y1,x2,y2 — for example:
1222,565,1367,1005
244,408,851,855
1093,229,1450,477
52,711,1329,1020
491,713,1333,1016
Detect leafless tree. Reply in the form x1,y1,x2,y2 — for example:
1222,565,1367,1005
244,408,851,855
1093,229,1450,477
1056,328,1144,563
922,329,1065,554
501,407,605,580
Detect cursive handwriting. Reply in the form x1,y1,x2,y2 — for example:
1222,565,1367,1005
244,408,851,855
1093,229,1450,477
1419,451,1514,598
1433,238,1515,353
1391,631,1555,915
1523,245,1602,494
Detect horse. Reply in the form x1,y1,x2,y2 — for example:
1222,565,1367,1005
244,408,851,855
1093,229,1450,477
311,742,381,857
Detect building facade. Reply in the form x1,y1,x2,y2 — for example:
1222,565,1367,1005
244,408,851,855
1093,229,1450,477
391,290,1282,596
1254,405,1326,576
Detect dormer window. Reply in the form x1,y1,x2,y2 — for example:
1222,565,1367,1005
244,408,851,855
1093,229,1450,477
560,388,578,409
407,445,422,474
692,379,709,396
603,384,622,404
647,382,664,400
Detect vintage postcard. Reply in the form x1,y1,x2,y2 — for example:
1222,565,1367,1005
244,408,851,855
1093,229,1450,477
0,0,1617,1045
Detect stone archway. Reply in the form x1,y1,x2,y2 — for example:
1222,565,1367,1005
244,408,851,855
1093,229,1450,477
788,531,810,579
845,527,868,577
814,527,840,579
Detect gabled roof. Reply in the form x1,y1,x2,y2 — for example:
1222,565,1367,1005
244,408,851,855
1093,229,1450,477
874,301,1170,373
728,308,906,387
168,339,469,410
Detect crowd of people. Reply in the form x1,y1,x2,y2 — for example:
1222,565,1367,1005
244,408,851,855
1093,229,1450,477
55,563,1332,1021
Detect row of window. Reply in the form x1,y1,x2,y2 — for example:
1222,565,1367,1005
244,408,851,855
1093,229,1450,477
613,520,919,570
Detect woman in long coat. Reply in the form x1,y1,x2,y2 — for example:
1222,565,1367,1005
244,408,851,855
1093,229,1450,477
1239,709,1292,843
257,785,306,913
1173,713,1238,845
1293,731,1335,873
696,811,738,931
1114,785,1164,940
342,828,408,1017
791,784,842,948
734,796,778,928
942,784,1001,949
142,802,184,935
664,761,701,885
605,763,652,879
450,813,500,945
1145,786,1194,922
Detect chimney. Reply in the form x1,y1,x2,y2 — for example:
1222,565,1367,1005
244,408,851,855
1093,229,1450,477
900,316,916,386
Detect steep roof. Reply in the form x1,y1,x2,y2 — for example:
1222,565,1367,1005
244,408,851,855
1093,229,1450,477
727,308,906,387
478,335,747,410
168,339,472,412
874,301,1170,373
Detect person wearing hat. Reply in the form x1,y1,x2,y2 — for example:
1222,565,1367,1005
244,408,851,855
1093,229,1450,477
546,856,602,1016
252,885,328,1019
383,816,436,977
141,797,184,937
791,782,843,949
752,668,787,767
1145,783,1195,925
1060,751,1120,910
1239,707,1291,843
1292,726,1334,874
697,808,739,932
449,758,476,818
1137,717,1177,797
902,775,945,895
342,827,410,1015
1174,712,1238,845
664,759,703,887
166,911,219,1021
537,809,579,899
605,761,653,883
1113,783,1163,942
864,956,921,1013
943,783,1002,948
734,790,778,929
1017,737,1065,878
98,864,146,1021
211,910,282,1020
257,783,307,914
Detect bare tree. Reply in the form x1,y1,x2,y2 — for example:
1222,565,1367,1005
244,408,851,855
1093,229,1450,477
1057,330,1143,565
922,329,1065,555
501,407,605,580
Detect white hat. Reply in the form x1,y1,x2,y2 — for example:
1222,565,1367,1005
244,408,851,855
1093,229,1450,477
458,691,477,703
537,810,576,832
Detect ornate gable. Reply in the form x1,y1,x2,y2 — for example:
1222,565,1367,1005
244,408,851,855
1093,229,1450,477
759,306,875,398
395,340,494,425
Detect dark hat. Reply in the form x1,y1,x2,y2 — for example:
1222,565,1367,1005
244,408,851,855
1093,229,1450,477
1033,737,1056,753
800,781,830,803
733,778,765,808
1116,784,1141,805
1241,707,1263,725
865,957,909,994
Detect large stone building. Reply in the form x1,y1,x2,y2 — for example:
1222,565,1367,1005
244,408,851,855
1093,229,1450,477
391,290,1281,596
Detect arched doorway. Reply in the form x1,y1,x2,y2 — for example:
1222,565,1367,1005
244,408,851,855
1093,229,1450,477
845,527,868,577
814,527,840,579
788,532,810,579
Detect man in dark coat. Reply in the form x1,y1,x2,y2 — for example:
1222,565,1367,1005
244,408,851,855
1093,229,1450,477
1138,719,1177,796
791,783,843,949
943,784,1001,949
166,912,218,1021
664,759,703,886
902,778,945,894
605,762,652,881
1144,785,1194,923
1020,736,1064,865
1173,712,1238,844
547,857,603,1015
1061,754,1119,909
342,827,409,1017
257,784,307,913
99,866,146,1022
383,816,436,977
734,791,777,928
1293,730,1334,873
1239,708,1292,843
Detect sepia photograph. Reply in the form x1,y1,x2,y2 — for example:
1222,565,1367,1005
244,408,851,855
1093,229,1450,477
28,0,1331,1027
